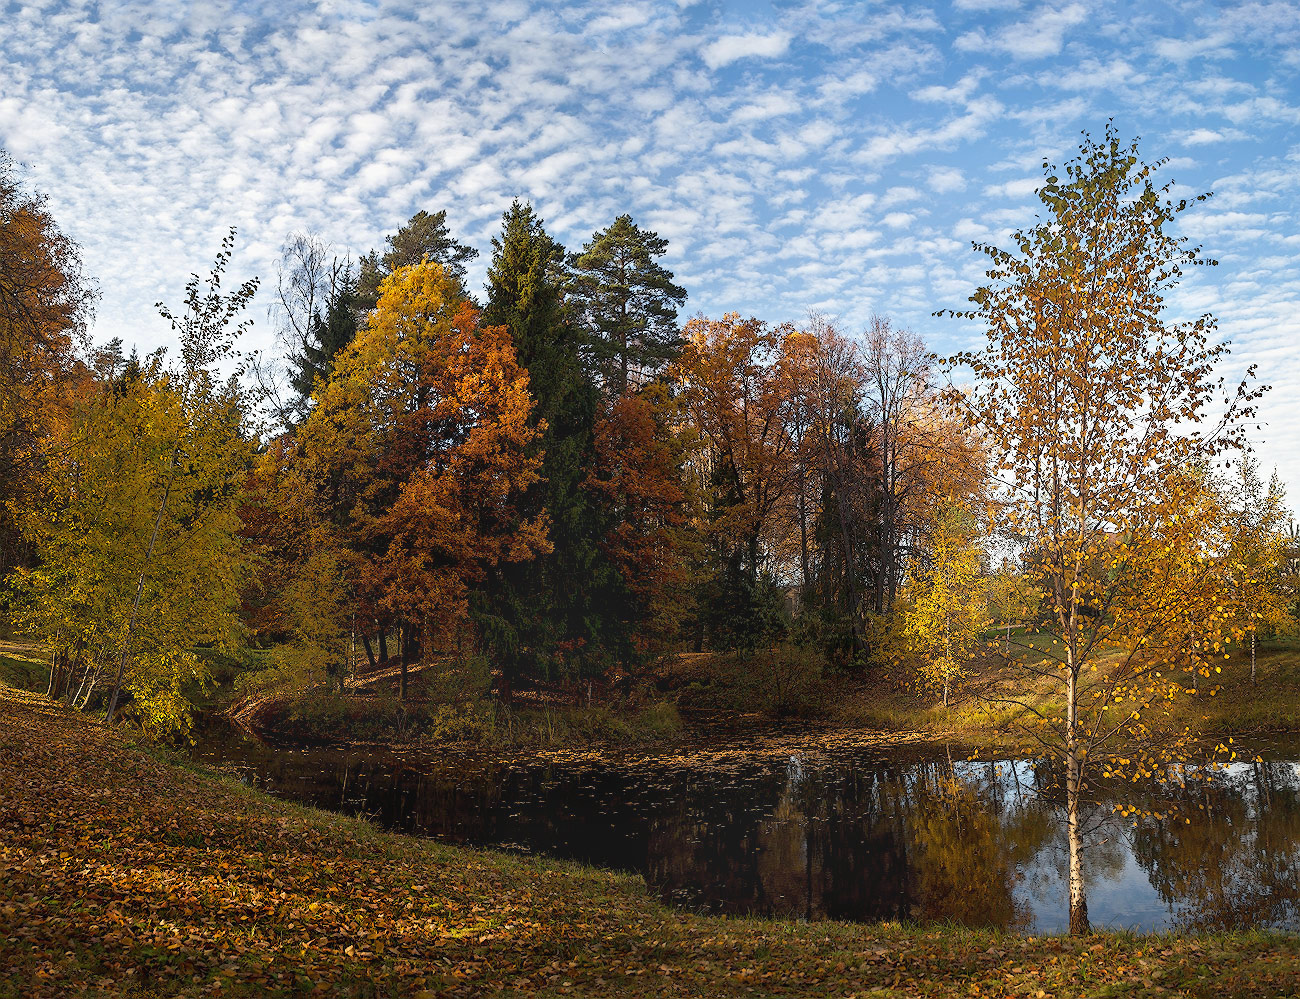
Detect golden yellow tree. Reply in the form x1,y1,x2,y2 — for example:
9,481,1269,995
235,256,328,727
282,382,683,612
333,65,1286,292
12,359,250,737
102,231,258,726
944,126,1264,933
1221,459,1292,683
900,504,986,707
299,261,548,699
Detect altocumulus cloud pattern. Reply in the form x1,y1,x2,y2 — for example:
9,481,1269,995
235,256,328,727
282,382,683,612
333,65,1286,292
3,0,1299,484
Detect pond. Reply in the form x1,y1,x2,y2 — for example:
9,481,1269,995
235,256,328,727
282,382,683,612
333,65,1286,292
191,721,1300,934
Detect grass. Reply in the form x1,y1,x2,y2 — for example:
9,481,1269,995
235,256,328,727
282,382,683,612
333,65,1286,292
0,637,46,693
3,683,1300,997
831,633,1300,745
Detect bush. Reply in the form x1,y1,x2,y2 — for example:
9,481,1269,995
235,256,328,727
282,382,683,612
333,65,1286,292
420,655,492,703
425,701,494,742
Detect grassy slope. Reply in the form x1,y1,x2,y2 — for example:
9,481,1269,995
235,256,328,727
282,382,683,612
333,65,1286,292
834,636,1300,743
3,687,1300,998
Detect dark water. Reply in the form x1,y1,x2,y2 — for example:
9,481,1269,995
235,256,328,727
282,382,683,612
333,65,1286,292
192,722,1300,934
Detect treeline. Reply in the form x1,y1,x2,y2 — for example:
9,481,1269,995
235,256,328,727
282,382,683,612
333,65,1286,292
0,147,987,733
240,203,987,705
7,130,1299,745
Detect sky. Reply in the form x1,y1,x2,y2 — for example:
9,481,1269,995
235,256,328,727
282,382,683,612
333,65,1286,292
3,0,1299,492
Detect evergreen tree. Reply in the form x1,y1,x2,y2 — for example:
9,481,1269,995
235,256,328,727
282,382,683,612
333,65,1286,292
569,214,686,397
288,268,358,406
480,201,604,691
273,233,358,421
356,209,478,310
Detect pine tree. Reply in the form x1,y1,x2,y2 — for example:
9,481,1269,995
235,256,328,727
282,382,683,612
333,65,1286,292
569,214,686,397
356,209,478,311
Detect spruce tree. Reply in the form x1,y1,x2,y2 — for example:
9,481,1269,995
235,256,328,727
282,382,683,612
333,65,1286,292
481,202,605,692
287,268,358,406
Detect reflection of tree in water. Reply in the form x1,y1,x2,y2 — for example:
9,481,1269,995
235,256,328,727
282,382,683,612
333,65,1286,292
200,725,1300,932
647,756,1055,929
905,769,1050,929
1129,762,1300,931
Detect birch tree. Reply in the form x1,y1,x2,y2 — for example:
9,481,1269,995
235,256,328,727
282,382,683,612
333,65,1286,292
943,126,1264,934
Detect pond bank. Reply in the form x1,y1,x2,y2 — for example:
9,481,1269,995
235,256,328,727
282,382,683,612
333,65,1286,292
228,635,1300,758
4,685,1300,998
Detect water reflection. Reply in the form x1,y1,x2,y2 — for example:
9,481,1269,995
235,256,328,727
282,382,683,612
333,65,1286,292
191,722,1300,933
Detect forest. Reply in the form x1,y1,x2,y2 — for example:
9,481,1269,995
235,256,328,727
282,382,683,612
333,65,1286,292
6,125,1300,996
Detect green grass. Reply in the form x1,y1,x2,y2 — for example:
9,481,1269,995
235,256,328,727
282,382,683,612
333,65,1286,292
0,639,46,693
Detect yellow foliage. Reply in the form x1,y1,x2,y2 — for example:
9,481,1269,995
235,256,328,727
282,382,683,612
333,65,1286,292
10,360,250,737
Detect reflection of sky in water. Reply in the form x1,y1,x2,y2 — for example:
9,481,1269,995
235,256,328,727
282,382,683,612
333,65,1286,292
192,722,1300,934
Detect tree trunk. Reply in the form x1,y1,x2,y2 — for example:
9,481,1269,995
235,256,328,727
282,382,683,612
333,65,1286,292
1067,789,1088,934
1251,630,1257,685
67,656,91,706
797,468,810,593
361,632,377,671
379,629,389,664
398,623,409,702
1066,734,1089,933
1066,638,1089,934
78,673,98,711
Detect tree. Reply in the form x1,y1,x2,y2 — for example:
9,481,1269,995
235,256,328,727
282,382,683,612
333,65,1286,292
299,261,548,700
103,230,258,726
569,214,686,397
782,316,878,657
12,356,250,737
0,152,96,579
267,232,359,423
585,386,694,669
1222,458,1291,683
943,126,1265,934
480,201,604,686
862,316,981,614
899,504,986,707
675,315,801,652
355,209,478,310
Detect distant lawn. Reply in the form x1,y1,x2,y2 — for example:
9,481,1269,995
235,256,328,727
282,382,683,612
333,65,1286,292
834,634,1300,742
0,638,46,693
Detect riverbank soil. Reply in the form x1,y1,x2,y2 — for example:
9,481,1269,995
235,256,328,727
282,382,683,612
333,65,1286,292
3,686,1300,998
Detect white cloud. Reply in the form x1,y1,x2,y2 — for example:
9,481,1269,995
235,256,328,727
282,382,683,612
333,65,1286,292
955,3,1087,60
926,166,967,193
983,176,1040,199
1183,128,1225,146
1153,31,1235,63
700,31,791,70
3,0,1299,498
912,71,985,104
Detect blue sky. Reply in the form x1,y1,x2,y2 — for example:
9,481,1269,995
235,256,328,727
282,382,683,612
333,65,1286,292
4,0,1299,491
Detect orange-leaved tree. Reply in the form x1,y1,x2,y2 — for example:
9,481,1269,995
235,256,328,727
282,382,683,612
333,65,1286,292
943,126,1265,934
299,261,548,699
585,383,694,670
0,152,96,579
674,314,802,653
